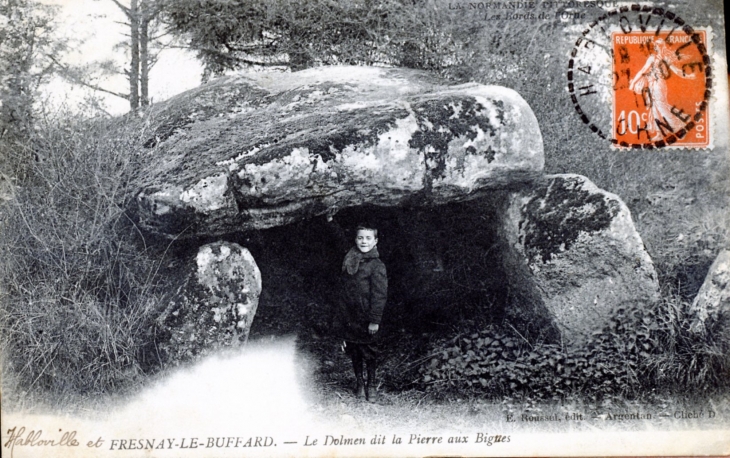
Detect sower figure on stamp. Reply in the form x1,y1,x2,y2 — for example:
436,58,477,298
629,38,696,141
338,224,387,402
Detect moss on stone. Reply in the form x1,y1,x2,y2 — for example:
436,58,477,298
157,242,261,365
522,176,620,263
240,108,409,167
131,68,545,238
144,81,270,148
297,112,406,162
409,96,500,180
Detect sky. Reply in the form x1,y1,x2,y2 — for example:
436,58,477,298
40,0,203,115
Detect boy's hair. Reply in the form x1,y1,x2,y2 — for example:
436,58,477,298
356,224,378,239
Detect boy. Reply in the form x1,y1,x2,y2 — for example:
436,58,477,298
339,224,388,402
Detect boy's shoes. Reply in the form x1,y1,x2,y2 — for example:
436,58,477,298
365,385,378,403
355,380,366,399
366,362,378,402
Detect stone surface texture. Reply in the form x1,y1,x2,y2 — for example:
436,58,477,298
131,66,663,349
133,66,544,238
690,249,730,335
501,174,660,344
157,241,262,364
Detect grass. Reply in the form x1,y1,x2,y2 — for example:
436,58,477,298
0,108,170,406
2,135,727,413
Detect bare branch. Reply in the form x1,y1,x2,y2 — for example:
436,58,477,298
69,78,130,101
108,0,132,18
47,55,130,101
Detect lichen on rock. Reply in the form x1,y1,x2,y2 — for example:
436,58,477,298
501,174,660,344
130,67,664,353
690,249,730,336
157,241,262,365
132,66,543,238
520,175,621,263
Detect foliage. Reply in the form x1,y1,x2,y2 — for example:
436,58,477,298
417,295,730,401
0,0,66,179
0,109,168,399
162,0,471,75
0,0,725,408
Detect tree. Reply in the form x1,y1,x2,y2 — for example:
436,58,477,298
162,0,472,77
0,0,66,179
54,0,168,111
0,0,64,137
109,0,166,109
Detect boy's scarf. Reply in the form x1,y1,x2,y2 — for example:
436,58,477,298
342,246,379,275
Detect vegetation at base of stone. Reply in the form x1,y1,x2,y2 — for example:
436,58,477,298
256,256,729,406
0,110,168,401
415,292,730,400
245,203,728,402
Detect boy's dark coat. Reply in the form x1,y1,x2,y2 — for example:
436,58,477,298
339,247,388,343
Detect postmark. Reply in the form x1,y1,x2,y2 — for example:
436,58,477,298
567,5,712,148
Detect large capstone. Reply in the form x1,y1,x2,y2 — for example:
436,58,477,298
133,66,544,238
500,174,660,344
156,241,262,364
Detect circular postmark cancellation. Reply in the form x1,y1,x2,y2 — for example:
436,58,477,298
568,4,712,149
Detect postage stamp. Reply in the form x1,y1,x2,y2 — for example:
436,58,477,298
612,28,710,148
568,5,713,148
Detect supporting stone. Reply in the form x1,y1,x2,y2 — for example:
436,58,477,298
129,67,665,351
500,174,660,344
157,241,262,365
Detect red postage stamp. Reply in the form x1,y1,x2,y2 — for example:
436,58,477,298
612,29,710,148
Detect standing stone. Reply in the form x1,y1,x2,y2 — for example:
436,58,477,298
501,174,660,344
157,241,262,364
690,249,730,335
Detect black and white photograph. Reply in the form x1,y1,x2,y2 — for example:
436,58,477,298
1,0,728,456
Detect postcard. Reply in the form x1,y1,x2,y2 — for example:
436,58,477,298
1,0,728,457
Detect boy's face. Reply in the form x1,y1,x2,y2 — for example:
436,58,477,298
355,229,378,253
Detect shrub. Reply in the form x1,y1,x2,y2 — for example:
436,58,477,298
0,109,168,402
417,294,730,401
649,289,730,391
